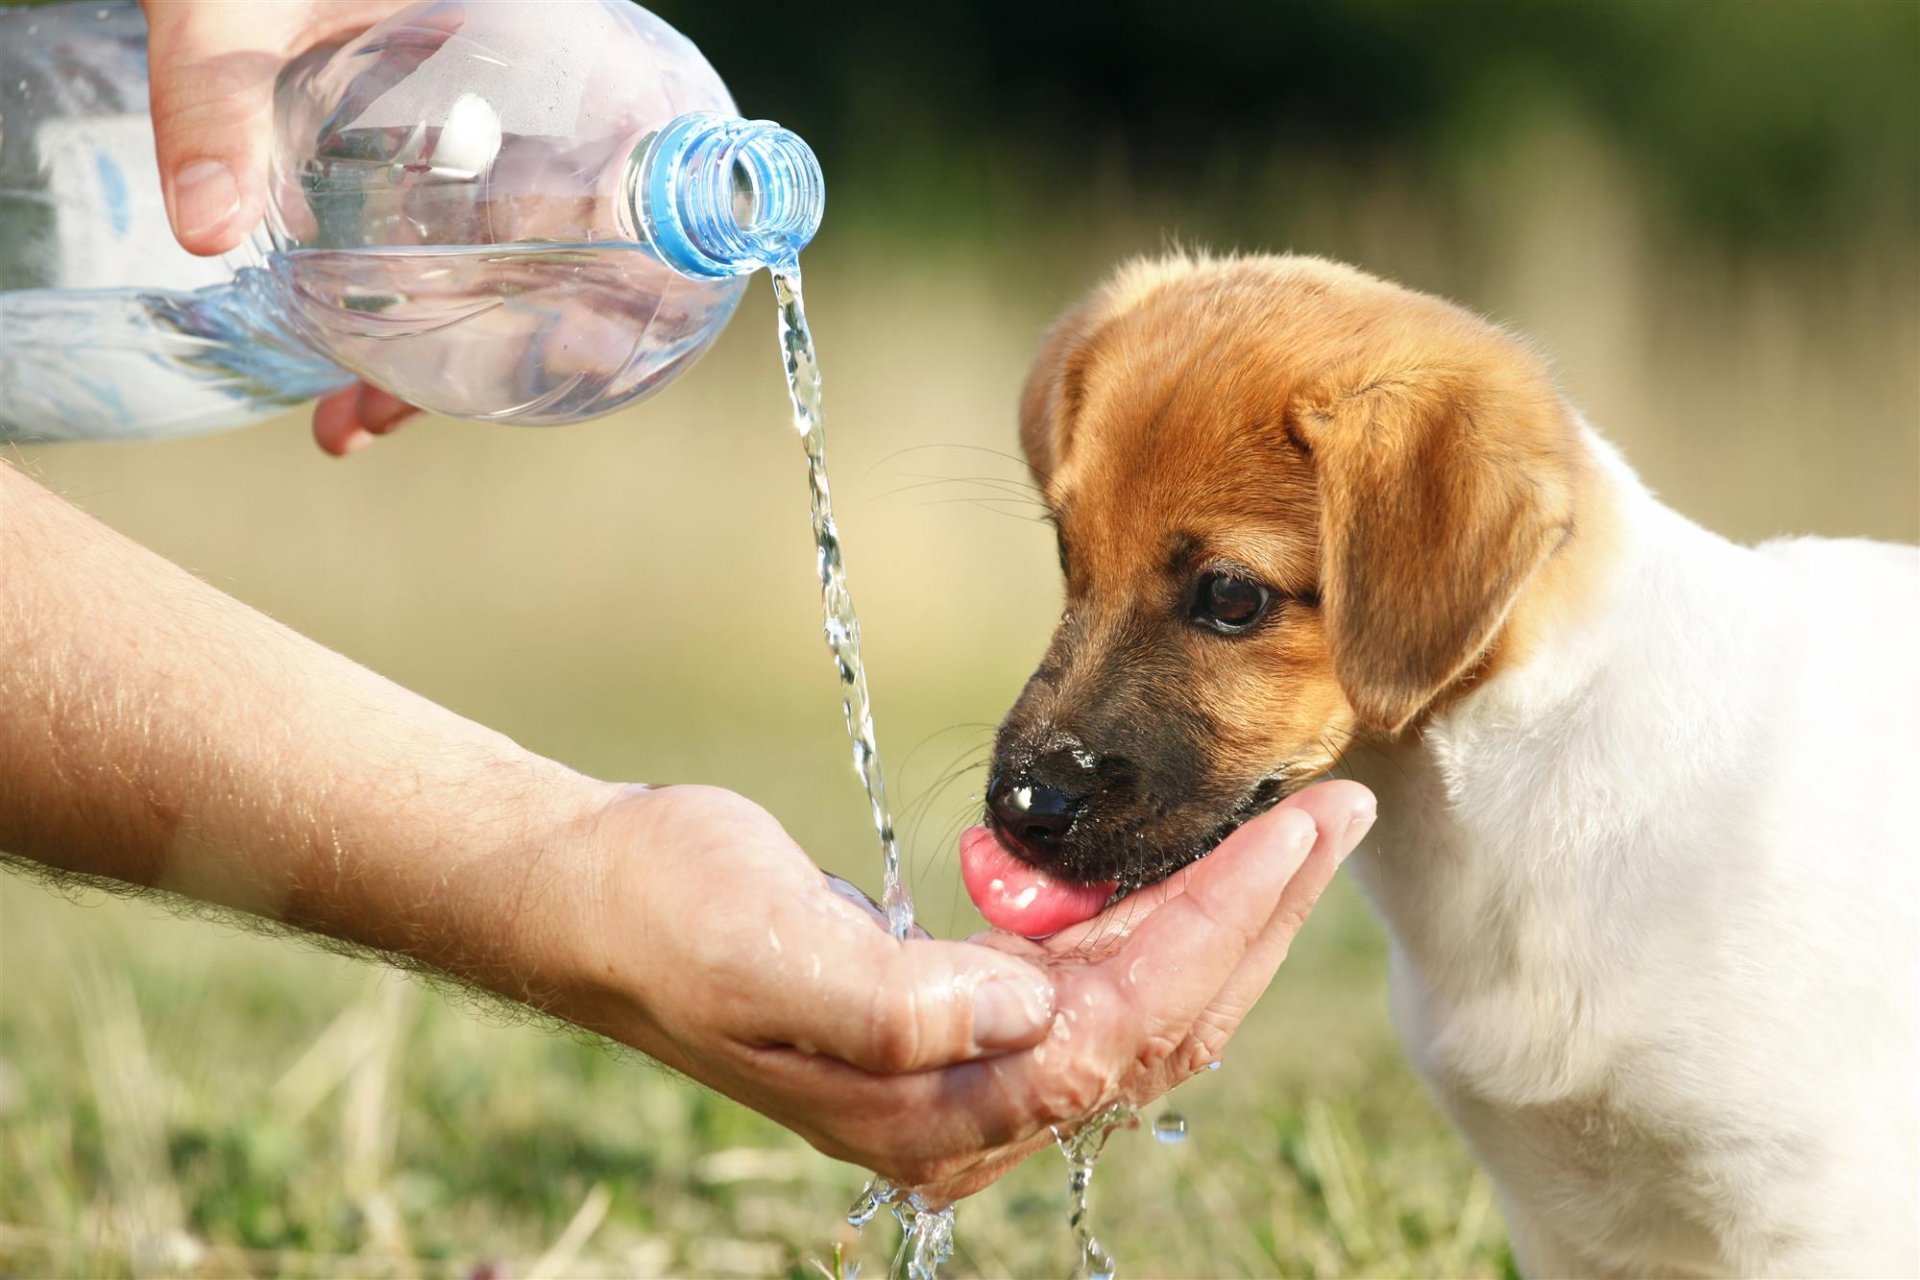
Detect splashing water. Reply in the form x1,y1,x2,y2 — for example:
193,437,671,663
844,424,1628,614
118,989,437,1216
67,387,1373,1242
847,1184,956,1280
1053,1102,1138,1280
1152,1110,1190,1144
772,265,957,1274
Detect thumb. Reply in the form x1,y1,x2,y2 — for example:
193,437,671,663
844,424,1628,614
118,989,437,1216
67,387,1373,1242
756,933,1057,1075
142,2,286,255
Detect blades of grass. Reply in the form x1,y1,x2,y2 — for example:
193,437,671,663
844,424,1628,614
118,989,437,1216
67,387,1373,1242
526,1180,612,1279
69,960,200,1279
341,973,417,1267
1301,1096,1378,1267
1444,1169,1499,1277
269,995,379,1126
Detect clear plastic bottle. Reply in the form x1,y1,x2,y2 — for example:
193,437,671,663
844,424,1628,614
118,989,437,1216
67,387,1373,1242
0,0,823,441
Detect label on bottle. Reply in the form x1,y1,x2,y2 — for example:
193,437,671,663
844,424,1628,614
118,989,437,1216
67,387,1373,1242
38,114,234,292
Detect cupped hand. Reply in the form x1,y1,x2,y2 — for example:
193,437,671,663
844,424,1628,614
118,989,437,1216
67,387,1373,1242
140,0,420,454
560,785,1061,1148
559,778,1374,1196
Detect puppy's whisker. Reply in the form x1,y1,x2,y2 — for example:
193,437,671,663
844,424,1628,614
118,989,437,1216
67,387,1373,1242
895,722,993,782
904,471,1045,500
865,441,1039,478
902,770,986,842
901,754,988,847
922,497,1056,524
876,473,1047,504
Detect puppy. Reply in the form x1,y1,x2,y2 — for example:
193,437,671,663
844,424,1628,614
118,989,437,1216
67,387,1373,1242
963,253,1920,1277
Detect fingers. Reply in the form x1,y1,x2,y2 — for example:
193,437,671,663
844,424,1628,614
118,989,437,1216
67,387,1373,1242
980,794,1352,1130
142,3,287,255
748,930,1058,1076
1100,803,1319,1049
357,387,418,433
1248,780,1374,950
1040,780,1373,955
312,384,419,455
1170,781,1375,1073
313,388,368,455
717,1044,1043,1187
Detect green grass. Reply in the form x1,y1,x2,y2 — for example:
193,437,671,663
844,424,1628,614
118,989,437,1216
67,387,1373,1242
2,860,1501,1278
2,132,1914,1277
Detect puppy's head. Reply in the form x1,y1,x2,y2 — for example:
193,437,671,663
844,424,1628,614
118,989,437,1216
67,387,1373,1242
983,253,1585,895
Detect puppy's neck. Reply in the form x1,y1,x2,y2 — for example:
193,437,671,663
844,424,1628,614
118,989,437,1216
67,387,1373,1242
1352,423,1775,880
1341,424,1786,1099
1435,424,1750,730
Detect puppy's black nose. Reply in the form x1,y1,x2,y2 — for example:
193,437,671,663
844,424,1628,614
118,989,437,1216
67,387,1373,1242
989,749,1097,858
989,777,1078,855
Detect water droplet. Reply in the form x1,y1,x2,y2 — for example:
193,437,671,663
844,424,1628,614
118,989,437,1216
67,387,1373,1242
1152,1111,1189,1144
1206,1059,1223,1071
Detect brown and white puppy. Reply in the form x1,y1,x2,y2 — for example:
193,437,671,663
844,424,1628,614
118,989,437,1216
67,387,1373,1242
963,253,1919,1277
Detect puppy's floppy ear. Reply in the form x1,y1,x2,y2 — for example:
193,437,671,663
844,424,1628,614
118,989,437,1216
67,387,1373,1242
1296,362,1581,735
1018,304,1101,488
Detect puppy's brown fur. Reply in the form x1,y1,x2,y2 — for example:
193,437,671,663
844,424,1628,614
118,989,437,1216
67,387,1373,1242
997,252,1608,886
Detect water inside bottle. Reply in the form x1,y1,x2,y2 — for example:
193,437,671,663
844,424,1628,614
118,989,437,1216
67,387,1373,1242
0,274,349,440
0,241,744,440
278,242,744,425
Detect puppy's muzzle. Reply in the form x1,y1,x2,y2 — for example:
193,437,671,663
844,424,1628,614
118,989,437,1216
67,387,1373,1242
986,746,1098,862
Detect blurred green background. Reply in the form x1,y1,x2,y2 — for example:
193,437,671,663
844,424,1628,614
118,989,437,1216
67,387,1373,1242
2,1,1916,1277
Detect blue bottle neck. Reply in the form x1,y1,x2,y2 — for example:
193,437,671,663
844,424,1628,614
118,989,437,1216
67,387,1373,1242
628,113,824,280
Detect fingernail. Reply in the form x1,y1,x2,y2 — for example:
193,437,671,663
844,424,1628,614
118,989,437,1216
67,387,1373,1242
340,428,377,455
1339,800,1378,862
173,159,239,240
972,975,1053,1051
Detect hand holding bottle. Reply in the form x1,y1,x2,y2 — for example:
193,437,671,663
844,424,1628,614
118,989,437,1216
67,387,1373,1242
140,0,422,453
0,2,817,448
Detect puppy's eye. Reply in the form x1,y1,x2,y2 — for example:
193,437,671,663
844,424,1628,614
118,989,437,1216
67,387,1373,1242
1191,573,1273,634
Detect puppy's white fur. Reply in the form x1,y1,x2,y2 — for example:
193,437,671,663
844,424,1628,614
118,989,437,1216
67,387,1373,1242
1345,432,1920,1277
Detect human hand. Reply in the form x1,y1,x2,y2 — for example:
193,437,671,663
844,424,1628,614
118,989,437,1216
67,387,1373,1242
915,776,1374,1200
140,0,420,454
552,784,1061,1155
555,778,1373,1195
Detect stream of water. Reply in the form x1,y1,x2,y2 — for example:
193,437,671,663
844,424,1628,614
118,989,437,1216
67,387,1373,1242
770,266,957,1278
772,267,915,943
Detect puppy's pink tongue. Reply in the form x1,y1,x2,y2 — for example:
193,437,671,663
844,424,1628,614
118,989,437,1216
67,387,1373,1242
960,825,1117,938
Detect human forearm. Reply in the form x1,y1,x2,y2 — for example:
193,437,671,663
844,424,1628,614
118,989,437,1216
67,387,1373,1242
0,461,610,999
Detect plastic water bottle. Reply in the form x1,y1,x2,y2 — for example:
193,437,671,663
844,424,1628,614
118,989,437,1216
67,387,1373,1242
0,0,823,442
